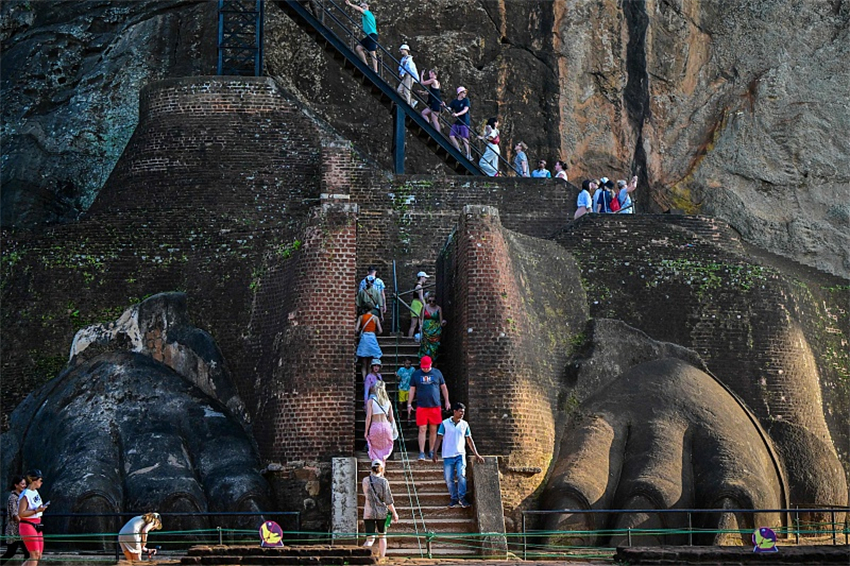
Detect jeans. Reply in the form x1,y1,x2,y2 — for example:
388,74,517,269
443,454,467,504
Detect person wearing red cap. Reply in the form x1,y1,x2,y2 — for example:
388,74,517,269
407,355,450,460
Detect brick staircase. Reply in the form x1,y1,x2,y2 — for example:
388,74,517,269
180,545,375,565
355,335,479,557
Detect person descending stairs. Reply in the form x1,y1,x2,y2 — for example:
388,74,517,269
355,334,478,557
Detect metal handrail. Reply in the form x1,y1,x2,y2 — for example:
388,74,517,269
283,0,516,175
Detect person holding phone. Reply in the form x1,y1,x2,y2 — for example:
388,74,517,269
17,469,47,566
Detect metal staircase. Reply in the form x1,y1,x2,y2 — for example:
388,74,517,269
276,0,483,175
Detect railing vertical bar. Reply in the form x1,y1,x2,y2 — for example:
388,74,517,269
687,512,692,546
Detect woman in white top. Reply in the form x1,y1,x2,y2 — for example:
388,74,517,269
118,512,162,562
17,469,48,566
364,380,396,464
477,117,501,177
554,160,569,181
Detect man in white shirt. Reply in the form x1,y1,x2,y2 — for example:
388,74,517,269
359,266,387,319
431,402,484,508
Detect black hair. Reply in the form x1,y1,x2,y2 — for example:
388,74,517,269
452,402,466,411
582,179,592,192
486,117,498,128
9,475,25,490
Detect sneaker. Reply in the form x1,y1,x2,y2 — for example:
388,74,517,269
466,153,473,160
411,100,418,108
459,500,471,509
418,452,426,461
428,451,434,459
448,501,458,509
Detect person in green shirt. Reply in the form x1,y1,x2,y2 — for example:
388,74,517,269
346,0,379,73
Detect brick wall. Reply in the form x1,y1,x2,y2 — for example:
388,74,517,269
352,176,577,330
1,77,325,437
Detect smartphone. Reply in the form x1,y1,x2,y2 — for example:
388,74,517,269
43,501,50,507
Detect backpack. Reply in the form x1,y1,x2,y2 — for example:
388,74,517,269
609,190,621,212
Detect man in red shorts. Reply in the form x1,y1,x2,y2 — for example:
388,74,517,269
406,355,451,461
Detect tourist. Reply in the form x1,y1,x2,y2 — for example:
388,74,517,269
1,476,29,565
407,271,428,339
590,179,609,213
513,142,529,177
574,180,593,219
407,355,451,461
554,160,568,181
477,117,501,176
395,358,415,420
358,266,386,319
617,176,638,213
365,380,396,463
17,470,48,566
448,87,472,160
418,292,446,361
363,358,383,409
531,159,551,178
420,69,443,132
356,309,382,379
346,0,379,73
357,275,383,319
361,459,398,559
431,403,484,508
396,44,418,106
118,513,162,563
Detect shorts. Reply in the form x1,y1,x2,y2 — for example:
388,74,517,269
361,33,378,52
416,406,442,426
364,518,387,534
450,124,470,139
20,519,44,553
398,389,409,403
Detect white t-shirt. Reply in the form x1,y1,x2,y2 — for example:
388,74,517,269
20,488,42,519
437,417,471,458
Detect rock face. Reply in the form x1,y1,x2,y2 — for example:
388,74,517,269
2,0,848,276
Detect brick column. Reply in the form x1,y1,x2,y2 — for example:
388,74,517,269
452,205,556,508
253,199,358,463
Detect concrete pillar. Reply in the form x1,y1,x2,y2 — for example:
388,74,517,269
331,457,358,543
472,456,508,557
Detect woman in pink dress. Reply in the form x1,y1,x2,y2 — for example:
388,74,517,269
364,380,396,463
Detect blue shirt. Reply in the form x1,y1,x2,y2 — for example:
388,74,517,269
397,367,415,391
577,189,592,210
514,151,529,177
362,10,377,35
618,188,633,213
411,368,445,407
531,169,551,178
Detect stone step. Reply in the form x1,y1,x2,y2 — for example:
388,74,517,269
362,517,477,534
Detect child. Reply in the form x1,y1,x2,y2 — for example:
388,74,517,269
396,358,415,421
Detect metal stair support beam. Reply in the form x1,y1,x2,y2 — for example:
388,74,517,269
276,0,481,175
393,105,405,174
217,0,264,76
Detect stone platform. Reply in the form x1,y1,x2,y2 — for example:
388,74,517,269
615,545,850,564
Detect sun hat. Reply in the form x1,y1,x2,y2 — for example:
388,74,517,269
456,86,467,95
600,177,609,184
371,358,382,366
26,469,43,479
417,271,429,278
617,180,627,188
420,355,432,369
399,44,410,52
